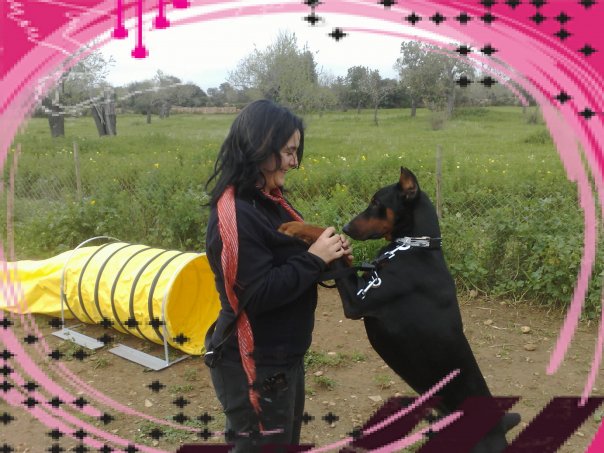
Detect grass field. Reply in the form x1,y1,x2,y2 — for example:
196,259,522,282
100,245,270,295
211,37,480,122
4,106,598,314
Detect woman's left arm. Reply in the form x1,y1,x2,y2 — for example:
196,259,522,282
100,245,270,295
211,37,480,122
233,203,326,315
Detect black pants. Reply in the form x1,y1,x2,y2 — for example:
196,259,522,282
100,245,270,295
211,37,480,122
210,358,306,452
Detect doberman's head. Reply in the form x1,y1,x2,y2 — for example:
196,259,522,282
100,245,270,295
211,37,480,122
343,167,430,241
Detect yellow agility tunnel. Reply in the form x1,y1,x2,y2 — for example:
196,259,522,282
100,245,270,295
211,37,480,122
1,240,221,356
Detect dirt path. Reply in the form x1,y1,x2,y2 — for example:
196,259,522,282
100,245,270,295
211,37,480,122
1,287,602,452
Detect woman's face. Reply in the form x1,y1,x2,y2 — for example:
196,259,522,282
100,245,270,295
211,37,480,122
259,129,301,193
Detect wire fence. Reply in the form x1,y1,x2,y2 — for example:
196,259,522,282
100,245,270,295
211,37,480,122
1,131,599,312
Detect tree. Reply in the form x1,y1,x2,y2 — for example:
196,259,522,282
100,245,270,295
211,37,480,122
172,83,209,107
380,78,409,108
153,70,181,118
344,66,371,113
330,76,350,111
395,42,475,117
43,91,65,138
120,79,155,118
331,67,399,123
119,72,208,121
206,82,248,107
90,88,117,136
228,30,320,111
313,72,339,115
394,42,427,117
43,49,115,137
360,68,394,126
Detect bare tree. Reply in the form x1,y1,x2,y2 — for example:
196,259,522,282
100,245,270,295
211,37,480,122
361,68,393,126
42,49,116,137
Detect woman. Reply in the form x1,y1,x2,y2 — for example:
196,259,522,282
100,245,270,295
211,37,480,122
204,99,350,451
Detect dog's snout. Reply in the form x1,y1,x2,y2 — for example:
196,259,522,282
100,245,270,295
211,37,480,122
342,223,351,235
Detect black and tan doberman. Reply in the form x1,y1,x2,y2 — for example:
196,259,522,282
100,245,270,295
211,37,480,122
279,167,520,452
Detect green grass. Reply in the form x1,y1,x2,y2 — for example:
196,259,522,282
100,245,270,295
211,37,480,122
313,375,336,390
304,349,366,369
135,416,222,446
182,367,199,382
373,374,395,390
5,107,599,315
169,384,195,394
91,356,111,369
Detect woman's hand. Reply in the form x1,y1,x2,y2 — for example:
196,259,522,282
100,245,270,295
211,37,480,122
308,227,346,265
339,235,353,266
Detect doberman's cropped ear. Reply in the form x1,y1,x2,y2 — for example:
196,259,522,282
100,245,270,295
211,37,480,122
399,167,419,201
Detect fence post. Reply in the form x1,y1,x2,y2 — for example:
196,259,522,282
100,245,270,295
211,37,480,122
436,144,443,219
73,141,82,201
7,144,20,260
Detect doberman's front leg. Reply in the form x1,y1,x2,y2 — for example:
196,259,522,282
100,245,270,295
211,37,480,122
331,259,368,320
278,221,326,245
279,222,362,317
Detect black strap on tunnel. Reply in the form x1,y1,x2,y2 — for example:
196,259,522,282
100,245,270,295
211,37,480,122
75,242,119,324
146,251,188,341
110,247,153,332
93,243,136,324
128,250,171,342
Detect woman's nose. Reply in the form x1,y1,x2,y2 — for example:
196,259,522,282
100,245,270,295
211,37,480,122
284,152,298,169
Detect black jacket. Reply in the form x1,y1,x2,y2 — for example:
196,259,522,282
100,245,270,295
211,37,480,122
205,190,327,366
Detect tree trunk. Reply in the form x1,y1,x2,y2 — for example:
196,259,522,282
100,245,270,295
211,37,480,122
91,92,117,136
411,98,417,117
357,99,362,115
91,104,108,136
373,104,379,126
108,112,117,135
104,91,117,135
48,106,65,137
159,101,170,119
147,112,152,124
47,90,64,137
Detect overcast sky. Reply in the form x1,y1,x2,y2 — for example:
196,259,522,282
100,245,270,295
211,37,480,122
99,6,448,91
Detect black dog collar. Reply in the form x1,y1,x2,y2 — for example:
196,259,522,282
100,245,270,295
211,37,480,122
379,236,442,262
318,236,442,285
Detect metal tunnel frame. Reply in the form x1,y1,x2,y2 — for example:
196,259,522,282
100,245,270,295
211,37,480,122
51,236,189,371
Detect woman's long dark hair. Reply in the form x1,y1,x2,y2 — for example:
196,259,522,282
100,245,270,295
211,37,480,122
205,99,305,206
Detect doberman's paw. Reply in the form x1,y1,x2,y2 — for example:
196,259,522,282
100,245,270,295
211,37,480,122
501,412,521,433
278,221,326,245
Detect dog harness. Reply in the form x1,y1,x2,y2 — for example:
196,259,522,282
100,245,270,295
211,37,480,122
320,236,442,299
356,236,442,299
383,237,442,260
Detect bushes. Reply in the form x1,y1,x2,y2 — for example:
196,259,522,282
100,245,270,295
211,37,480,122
14,183,209,257
6,108,596,313
442,190,602,318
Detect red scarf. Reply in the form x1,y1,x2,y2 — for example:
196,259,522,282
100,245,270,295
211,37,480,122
262,187,304,222
216,186,302,422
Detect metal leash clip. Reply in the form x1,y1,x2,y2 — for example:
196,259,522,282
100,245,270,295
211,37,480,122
357,271,382,299
385,240,411,260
